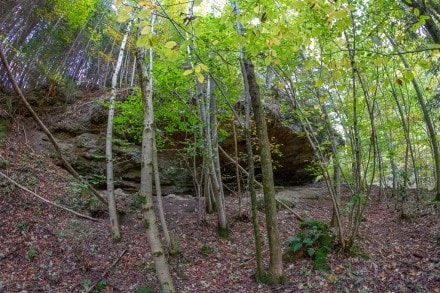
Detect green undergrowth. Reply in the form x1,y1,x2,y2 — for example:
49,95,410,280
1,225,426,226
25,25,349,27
258,272,287,285
284,219,333,271
217,227,230,238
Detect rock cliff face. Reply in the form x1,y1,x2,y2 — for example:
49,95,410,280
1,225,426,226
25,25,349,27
220,117,315,188
34,93,194,194
14,91,315,194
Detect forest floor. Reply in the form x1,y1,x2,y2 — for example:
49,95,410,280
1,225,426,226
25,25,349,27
1,118,440,292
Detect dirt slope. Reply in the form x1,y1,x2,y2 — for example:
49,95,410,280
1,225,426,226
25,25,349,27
0,117,439,292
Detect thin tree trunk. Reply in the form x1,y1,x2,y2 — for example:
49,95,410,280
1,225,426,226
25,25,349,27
244,59,283,282
232,1,281,280
390,37,440,201
208,83,228,232
185,0,227,230
136,14,175,292
239,53,263,281
233,122,243,217
130,56,136,86
273,62,345,246
148,10,173,250
105,18,133,242
153,136,172,248
386,66,420,197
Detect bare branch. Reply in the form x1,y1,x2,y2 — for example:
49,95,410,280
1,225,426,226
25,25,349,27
0,171,98,222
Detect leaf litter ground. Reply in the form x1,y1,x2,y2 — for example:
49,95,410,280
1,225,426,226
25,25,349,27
0,119,439,292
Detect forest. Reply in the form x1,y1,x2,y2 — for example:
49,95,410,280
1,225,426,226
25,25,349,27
0,0,439,292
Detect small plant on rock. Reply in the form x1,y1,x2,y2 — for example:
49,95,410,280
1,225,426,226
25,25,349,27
284,219,333,270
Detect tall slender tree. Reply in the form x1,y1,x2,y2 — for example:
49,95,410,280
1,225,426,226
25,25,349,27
232,1,283,282
105,10,134,241
136,4,175,292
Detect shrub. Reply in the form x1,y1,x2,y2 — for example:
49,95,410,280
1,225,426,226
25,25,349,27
284,219,332,270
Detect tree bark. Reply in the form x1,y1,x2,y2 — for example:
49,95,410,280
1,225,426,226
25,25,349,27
149,11,172,250
136,20,175,292
185,0,228,230
239,52,263,280
390,37,440,201
105,18,133,242
244,59,283,281
403,0,440,44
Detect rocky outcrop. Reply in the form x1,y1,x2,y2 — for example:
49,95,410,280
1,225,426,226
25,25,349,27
220,118,315,187
33,93,193,194
24,91,315,194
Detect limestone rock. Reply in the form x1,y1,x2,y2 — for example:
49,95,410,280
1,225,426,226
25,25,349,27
30,92,316,194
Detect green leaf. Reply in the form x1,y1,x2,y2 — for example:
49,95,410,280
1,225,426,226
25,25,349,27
314,78,324,88
194,64,201,73
183,69,193,76
165,41,177,49
303,237,314,246
304,60,315,70
141,26,150,35
116,5,133,23
195,72,204,83
136,35,151,48
264,55,272,65
83,279,92,289
412,20,425,32
332,70,342,79
137,9,150,19
413,8,420,17
96,279,107,291
307,248,315,256
373,57,387,66
369,84,378,94
404,70,414,80
198,63,208,71
333,9,348,19
418,60,431,69
293,242,302,252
